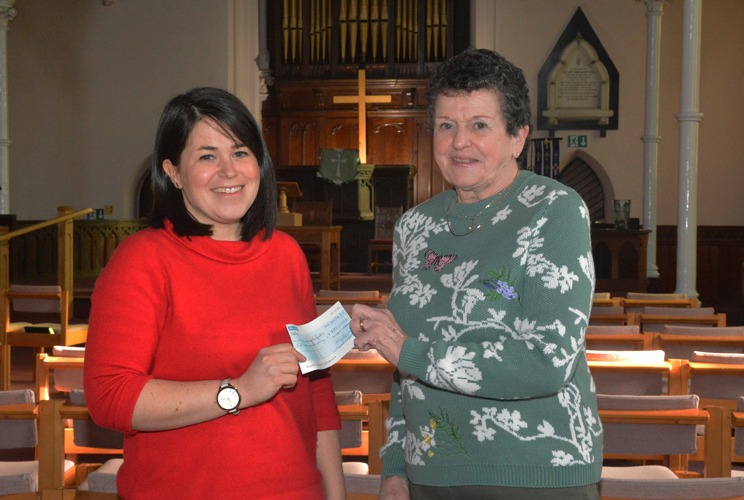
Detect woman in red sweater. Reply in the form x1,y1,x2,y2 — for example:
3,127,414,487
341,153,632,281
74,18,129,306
83,87,344,499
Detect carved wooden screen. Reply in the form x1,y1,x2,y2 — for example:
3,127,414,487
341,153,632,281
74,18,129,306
268,0,469,80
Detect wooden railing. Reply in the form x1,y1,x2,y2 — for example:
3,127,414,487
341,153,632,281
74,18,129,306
0,206,94,314
5,213,146,287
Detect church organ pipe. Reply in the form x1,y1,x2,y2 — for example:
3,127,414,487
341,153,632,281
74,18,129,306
426,0,432,61
395,0,402,61
282,0,304,64
349,0,358,62
339,0,347,62
277,0,458,68
360,0,369,61
380,0,388,62
310,0,330,63
402,0,418,62
310,0,317,62
283,0,289,63
324,0,331,63
439,0,446,62
370,0,379,60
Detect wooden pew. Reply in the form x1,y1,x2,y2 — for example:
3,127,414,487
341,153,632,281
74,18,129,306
598,396,725,478
338,397,389,476
587,354,685,396
638,312,726,333
37,399,120,499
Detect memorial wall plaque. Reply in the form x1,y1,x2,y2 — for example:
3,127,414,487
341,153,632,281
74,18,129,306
537,8,619,137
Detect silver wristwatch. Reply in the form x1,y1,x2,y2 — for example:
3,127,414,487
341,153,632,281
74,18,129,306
216,379,241,415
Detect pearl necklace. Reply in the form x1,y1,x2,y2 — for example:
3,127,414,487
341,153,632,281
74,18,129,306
445,173,518,237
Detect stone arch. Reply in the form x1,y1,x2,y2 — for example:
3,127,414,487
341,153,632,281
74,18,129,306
557,150,615,223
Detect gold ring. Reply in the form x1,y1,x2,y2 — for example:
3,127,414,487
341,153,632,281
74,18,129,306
360,318,366,332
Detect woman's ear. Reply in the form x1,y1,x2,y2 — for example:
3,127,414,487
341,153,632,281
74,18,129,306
163,160,181,189
512,125,530,159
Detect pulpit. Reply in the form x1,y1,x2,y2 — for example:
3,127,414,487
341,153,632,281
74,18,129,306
277,165,414,272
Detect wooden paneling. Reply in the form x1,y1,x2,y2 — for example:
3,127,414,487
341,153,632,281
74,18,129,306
368,117,410,165
263,78,442,207
655,226,744,325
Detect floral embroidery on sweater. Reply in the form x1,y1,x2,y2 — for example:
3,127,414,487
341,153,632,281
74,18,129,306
386,180,600,471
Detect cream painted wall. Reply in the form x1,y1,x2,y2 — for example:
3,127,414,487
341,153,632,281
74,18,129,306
5,0,743,225
474,0,744,226
7,0,260,220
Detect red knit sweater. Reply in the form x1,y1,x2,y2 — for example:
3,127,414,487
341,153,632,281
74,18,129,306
84,223,340,499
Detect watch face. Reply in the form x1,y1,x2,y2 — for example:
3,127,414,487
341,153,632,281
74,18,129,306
218,387,240,410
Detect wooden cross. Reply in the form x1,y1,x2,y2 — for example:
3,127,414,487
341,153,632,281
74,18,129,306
332,69,392,164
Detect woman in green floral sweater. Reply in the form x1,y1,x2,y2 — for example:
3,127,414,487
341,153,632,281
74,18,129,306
350,49,603,499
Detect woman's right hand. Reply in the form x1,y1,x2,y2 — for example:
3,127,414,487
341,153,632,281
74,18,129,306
379,476,409,500
236,343,306,408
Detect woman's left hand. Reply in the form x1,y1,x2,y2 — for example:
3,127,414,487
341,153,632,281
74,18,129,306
350,304,406,367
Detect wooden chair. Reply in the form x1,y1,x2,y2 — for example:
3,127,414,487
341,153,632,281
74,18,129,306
35,351,124,476
638,307,726,333
1,286,88,391
590,307,640,327
0,389,75,498
682,352,744,411
652,327,744,360
338,396,388,499
292,200,333,226
35,347,85,401
586,325,653,351
625,293,692,300
290,200,333,279
597,394,715,479
37,398,121,499
732,398,744,477
679,353,744,475
622,292,701,311
625,292,700,305
623,298,700,311
587,350,684,395
599,476,744,499
336,390,369,475
330,349,394,395
315,289,385,306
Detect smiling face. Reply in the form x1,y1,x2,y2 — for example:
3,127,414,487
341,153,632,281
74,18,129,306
433,88,529,204
163,118,261,241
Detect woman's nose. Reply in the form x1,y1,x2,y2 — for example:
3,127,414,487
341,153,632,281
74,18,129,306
453,127,470,149
219,157,238,177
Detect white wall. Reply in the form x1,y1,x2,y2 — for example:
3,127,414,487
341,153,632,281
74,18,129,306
7,0,260,220
474,0,744,226
6,0,744,226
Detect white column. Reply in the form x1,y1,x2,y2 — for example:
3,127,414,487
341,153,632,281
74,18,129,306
641,0,666,282
0,1,15,214
256,0,272,102
675,0,703,298
227,0,262,116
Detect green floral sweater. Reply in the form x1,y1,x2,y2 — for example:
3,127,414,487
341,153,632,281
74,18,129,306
382,170,603,488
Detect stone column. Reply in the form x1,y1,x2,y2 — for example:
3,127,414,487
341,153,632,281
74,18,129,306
0,1,16,214
256,0,272,102
675,0,703,299
641,0,666,283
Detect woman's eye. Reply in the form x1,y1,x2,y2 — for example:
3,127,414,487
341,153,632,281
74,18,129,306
234,150,252,158
199,154,215,161
437,122,453,130
473,121,488,130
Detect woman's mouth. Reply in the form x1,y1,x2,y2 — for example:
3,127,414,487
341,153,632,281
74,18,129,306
214,186,243,194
